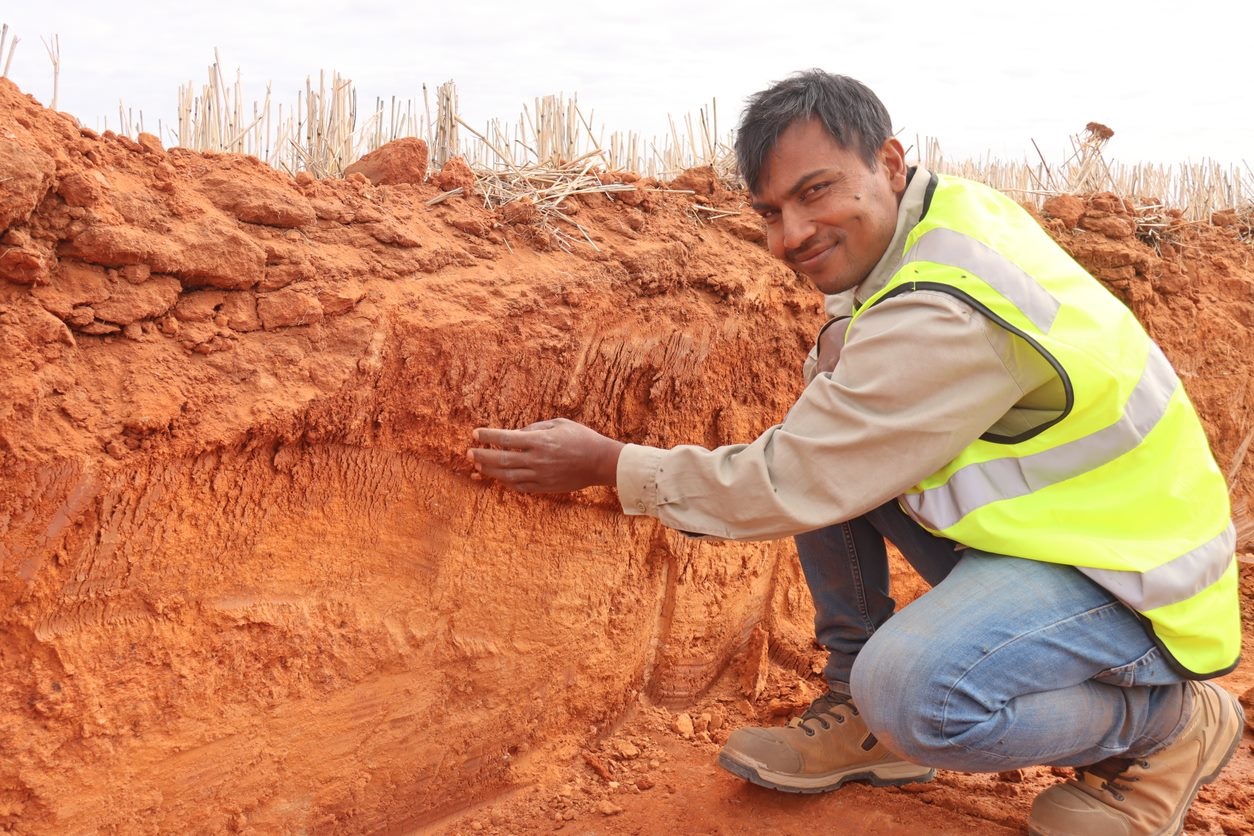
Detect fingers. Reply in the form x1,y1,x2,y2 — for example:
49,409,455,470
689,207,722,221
468,448,528,471
472,421,564,449
467,421,570,493
465,444,540,483
468,451,536,478
471,431,529,451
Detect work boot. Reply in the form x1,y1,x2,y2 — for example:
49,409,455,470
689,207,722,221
1028,681,1245,836
717,690,936,793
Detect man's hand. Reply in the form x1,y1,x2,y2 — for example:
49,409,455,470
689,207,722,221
814,316,850,375
467,418,625,493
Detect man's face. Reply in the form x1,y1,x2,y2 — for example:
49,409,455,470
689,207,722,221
751,118,908,295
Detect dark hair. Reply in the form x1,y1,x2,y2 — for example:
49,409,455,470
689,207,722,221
735,70,893,193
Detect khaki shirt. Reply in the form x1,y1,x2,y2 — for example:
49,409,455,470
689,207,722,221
616,167,1063,540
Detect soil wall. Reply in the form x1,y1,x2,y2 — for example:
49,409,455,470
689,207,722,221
1,77,1251,833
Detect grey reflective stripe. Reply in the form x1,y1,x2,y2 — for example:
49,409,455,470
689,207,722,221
904,342,1178,529
1077,523,1235,611
902,227,1061,332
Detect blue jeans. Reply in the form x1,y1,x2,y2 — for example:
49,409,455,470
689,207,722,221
794,500,1191,770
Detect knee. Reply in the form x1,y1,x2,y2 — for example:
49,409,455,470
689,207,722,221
851,626,1018,771
849,628,954,766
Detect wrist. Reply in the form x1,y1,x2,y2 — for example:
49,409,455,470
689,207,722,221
598,438,625,487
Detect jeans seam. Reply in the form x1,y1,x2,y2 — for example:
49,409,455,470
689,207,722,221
840,522,877,636
936,600,1132,758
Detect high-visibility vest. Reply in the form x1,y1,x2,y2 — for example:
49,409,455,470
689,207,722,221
848,174,1240,678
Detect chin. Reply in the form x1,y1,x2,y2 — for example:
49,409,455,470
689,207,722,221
808,274,854,295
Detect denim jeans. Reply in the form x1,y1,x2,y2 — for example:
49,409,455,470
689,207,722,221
794,500,1191,771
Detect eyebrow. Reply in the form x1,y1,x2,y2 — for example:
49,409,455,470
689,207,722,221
750,168,840,211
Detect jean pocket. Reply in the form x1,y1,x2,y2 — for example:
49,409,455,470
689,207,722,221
1092,646,1176,688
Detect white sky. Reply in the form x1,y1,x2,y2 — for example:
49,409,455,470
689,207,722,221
2,1,1250,169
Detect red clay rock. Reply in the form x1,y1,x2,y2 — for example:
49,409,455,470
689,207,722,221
316,280,366,316
257,287,324,329
1087,192,1129,215
616,185,647,207
59,219,267,289
31,260,111,318
718,213,766,245
0,139,55,231
0,243,47,285
343,137,429,186
119,263,152,285
1212,210,1239,227
136,132,164,155
1079,212,1135,239
92,275,181,325
667,165,724,198
1041,194,1085,228
197,171,317,229
172,289,227,322
26,304,76,346
433,155,476,194
260,257,316,292
220,292,261,332
57,170,107,208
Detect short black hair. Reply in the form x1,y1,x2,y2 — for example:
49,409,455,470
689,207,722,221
735,70,893,194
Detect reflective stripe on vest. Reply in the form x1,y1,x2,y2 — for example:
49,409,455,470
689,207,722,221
904,227,1061,332
1077,523,1236,612
902,340,1176,532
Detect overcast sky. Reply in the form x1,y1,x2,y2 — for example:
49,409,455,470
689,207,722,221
2,1,1249,169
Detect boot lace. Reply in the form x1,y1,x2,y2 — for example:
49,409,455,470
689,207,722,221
1076,756,1150,803
792,691,854,737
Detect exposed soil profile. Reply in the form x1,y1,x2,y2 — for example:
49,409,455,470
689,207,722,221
1,76,1252,834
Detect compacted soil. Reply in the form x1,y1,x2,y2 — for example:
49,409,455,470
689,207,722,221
1,77,1251,834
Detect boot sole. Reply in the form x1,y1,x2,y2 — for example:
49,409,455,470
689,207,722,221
717,750,936,794
1027,684,1246,836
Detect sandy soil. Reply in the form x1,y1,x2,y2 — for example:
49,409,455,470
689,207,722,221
1,76,1251,834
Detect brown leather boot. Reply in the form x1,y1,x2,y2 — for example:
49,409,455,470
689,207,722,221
717,690,936,793
1028,681,1244,835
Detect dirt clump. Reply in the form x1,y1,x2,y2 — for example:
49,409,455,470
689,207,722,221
1,77,1252,834
344,137,430,187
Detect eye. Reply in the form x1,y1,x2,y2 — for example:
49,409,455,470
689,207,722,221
802,182,829,201
756,207,779,222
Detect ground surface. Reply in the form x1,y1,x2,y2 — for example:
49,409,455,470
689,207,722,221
426,572,1254,835
1,76,1252,834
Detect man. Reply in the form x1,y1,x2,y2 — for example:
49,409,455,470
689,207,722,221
466,70,1243,835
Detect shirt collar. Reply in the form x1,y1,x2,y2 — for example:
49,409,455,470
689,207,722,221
853,165,933,308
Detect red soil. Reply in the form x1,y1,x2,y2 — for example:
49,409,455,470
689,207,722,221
1,78,1251,834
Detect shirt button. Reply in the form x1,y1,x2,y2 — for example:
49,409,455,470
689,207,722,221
636,501,646,512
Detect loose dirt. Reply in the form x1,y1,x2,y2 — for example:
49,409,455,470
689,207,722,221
1,77,1251,834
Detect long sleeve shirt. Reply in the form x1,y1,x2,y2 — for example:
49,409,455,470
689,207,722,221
615,167,1064,540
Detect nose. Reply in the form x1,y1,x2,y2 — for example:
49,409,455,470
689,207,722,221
780,205,816,253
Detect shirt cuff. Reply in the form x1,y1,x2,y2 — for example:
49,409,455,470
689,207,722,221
616,443,666,517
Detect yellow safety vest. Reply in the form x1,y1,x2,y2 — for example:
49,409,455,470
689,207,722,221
849,174,1240,678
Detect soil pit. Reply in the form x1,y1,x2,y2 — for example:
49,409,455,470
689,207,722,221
1,78,1252,834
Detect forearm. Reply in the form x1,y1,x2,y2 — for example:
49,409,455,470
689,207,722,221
619,293,1038,540
618,421,928,541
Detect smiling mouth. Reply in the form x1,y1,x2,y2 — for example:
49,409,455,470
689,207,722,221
792,243,836,271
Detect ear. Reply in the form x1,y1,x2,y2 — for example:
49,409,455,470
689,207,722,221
878,137,909,193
